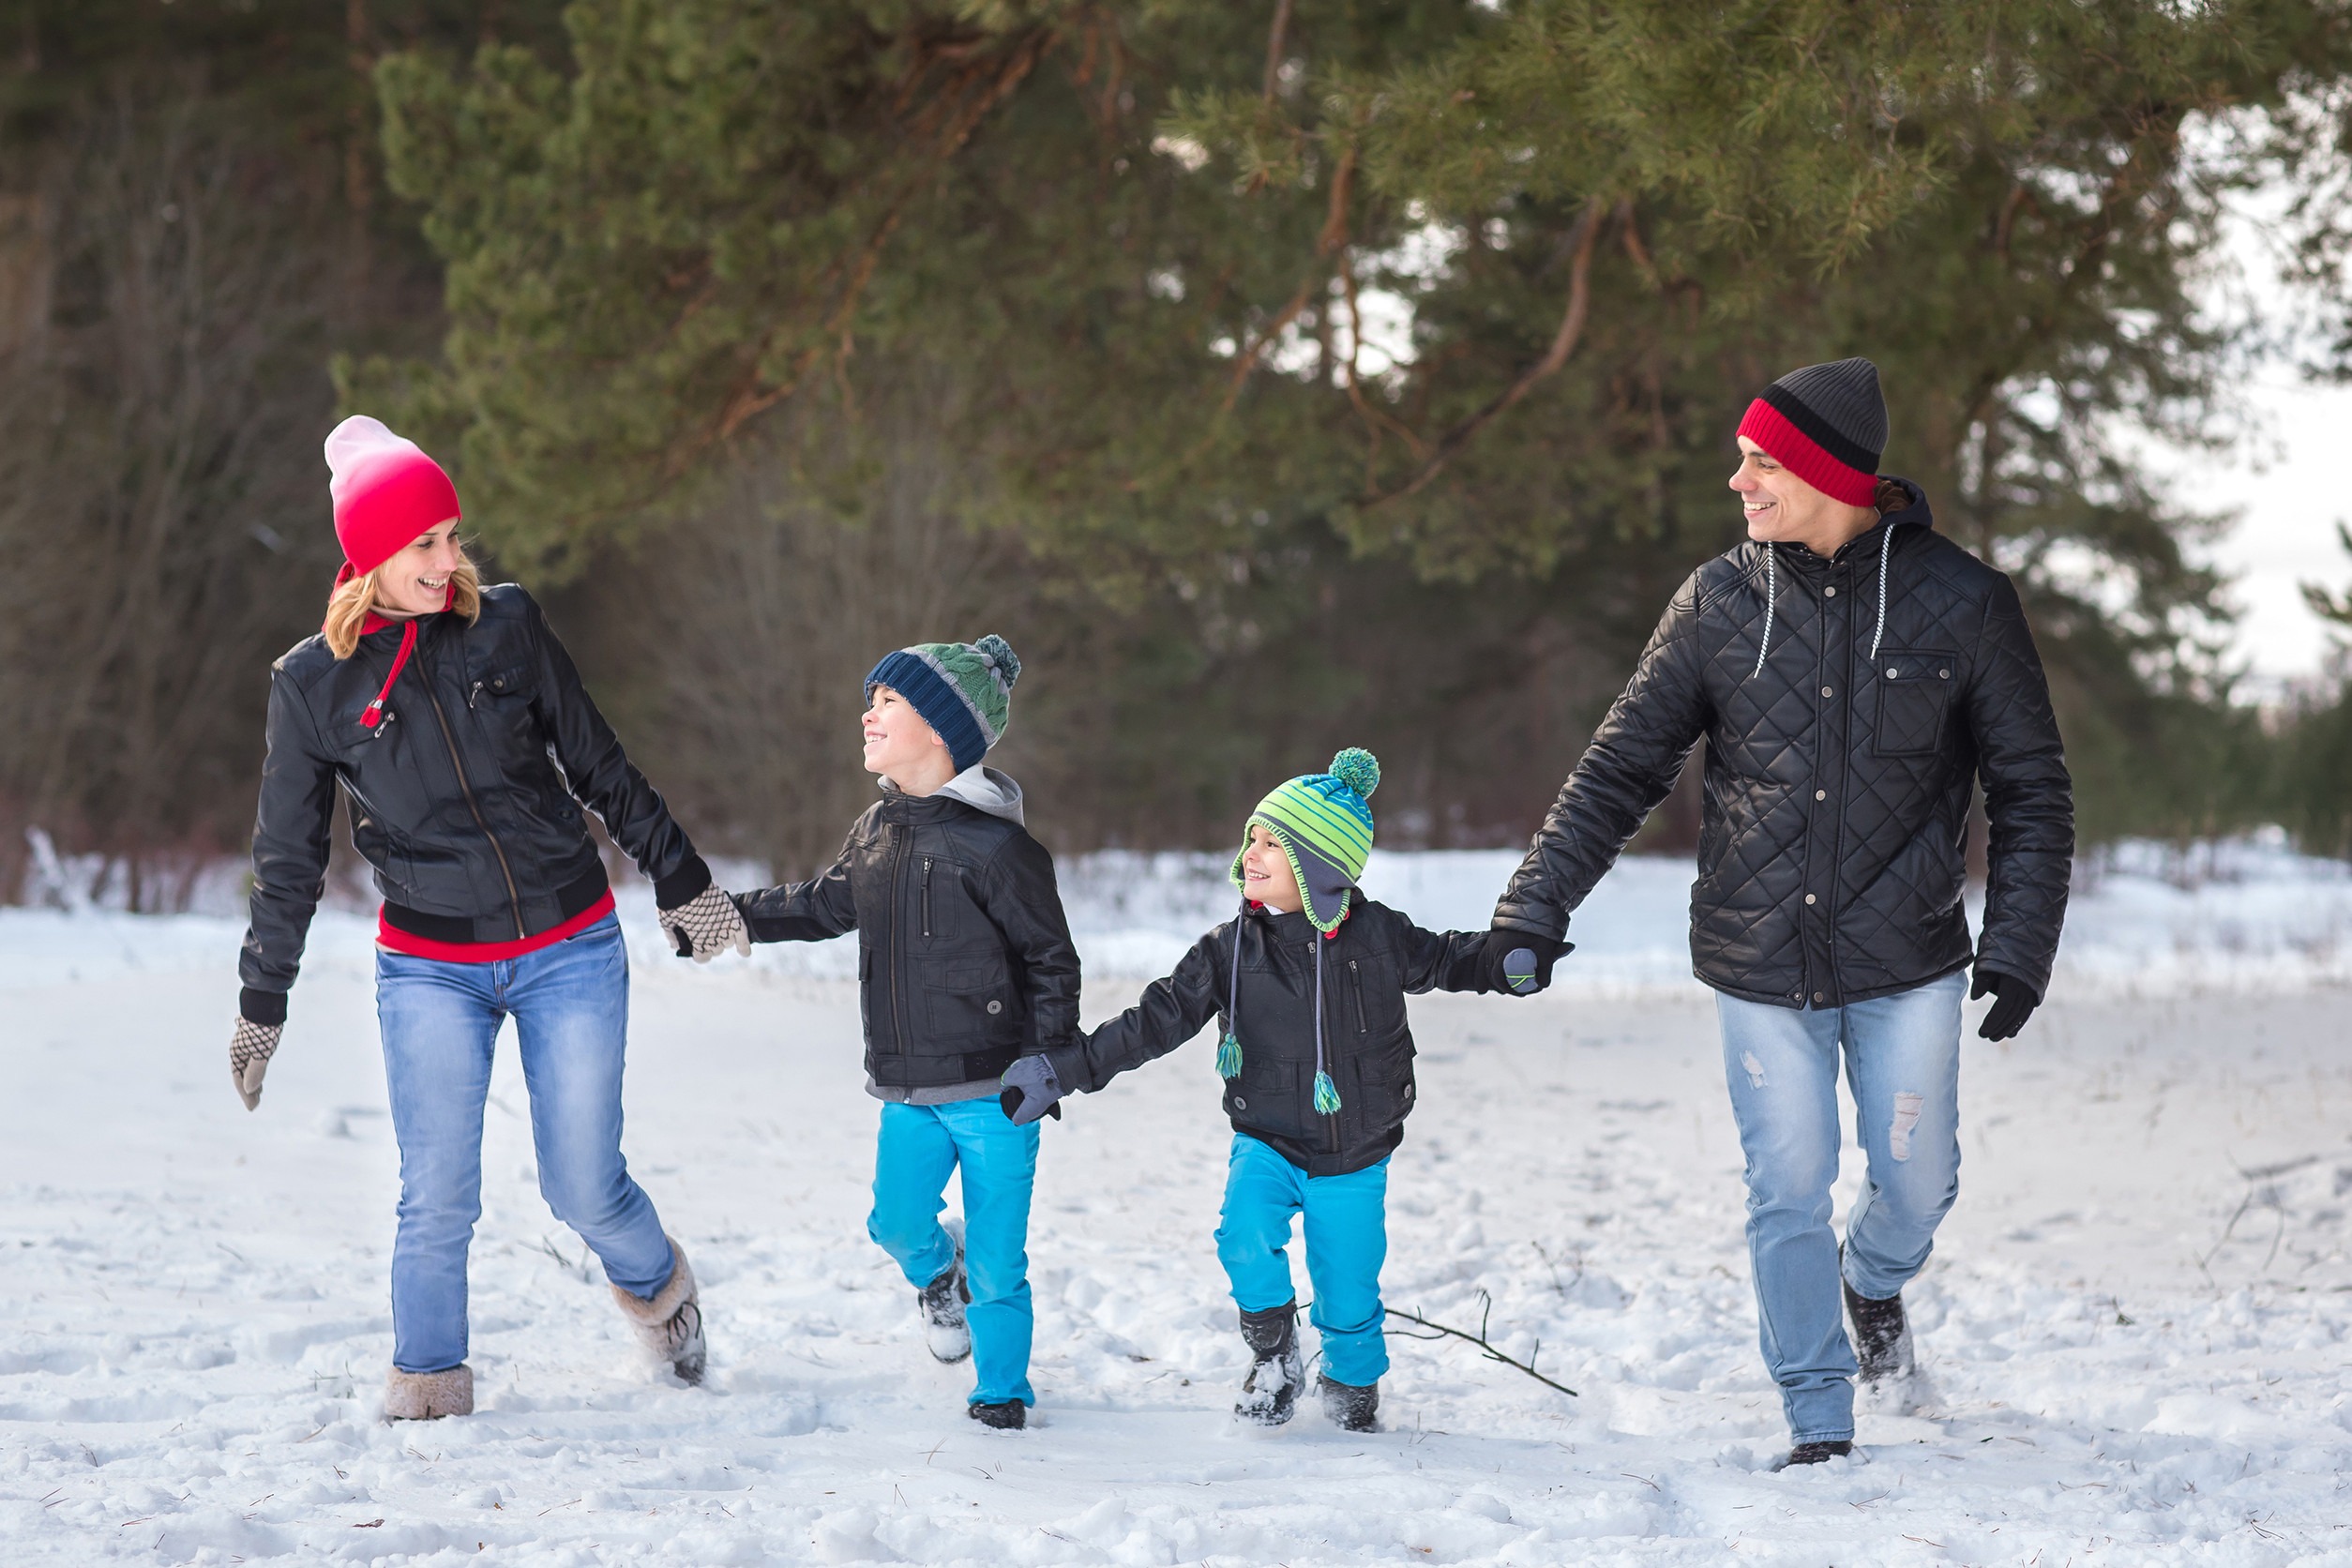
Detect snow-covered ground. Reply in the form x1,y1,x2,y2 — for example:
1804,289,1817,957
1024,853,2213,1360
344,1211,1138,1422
3,843,2350,1564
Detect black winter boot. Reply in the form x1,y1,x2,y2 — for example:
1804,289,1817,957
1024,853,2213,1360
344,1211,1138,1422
1772,1440,1853,1470
1234,1302,1304,1426
1317,1373,1379,1432
967,1398,1026,1430
1843,1274,1913,1385
918,1256,972,1365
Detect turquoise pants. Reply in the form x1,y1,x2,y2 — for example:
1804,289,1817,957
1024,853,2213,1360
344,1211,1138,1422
867,1098,1040,1407
1214,1133,1391,1388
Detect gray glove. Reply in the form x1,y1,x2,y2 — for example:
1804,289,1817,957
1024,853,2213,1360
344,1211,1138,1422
999,1054,1064,1126
657,884,751,963
230,1018,280,1111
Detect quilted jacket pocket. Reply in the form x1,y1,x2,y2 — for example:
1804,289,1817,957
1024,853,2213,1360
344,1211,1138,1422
1872,650,1958,758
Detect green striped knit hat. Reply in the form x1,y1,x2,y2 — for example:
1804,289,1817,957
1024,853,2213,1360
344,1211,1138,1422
1229,747,1380,934
864,635,1020,775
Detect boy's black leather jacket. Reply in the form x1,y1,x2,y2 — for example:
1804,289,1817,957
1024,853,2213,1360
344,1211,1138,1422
735,776,1080,1090
1048,899,1487,1177
238,584,709,1023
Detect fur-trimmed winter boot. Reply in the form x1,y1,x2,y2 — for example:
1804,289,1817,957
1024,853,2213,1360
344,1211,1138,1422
917,1255,972,1364
611,1236,706,1385
384,1364,474,1421
1234,1301,1304,1426
1317,1373,1379,1432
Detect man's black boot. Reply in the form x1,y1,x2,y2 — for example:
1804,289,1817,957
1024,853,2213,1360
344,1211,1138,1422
1772,1440,1853,1470
1234,1302,1304,1426
1843,1274,1914,1385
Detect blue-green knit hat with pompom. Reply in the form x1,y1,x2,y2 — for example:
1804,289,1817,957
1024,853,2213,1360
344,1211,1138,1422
1229,747,1380,933
864,634,1020,775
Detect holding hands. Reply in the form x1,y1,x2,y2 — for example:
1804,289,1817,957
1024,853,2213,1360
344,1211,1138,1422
999,1055,1065,1125
659,883,751,962
1480,927,1569,996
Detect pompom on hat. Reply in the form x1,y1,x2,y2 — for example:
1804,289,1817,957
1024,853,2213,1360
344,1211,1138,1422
1230,746,1380,935
324,415,461,589
865,635,1022,775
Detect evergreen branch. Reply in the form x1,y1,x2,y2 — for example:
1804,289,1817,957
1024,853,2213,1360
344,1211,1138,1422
1359,194,1606,505
1383,1292,1579,1397
1260,0,1296,108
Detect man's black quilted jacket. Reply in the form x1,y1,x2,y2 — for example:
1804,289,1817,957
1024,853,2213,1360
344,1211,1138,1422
1494,479,2073,1008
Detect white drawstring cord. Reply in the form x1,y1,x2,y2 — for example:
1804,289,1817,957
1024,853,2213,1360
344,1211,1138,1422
1751,548,1777,678
1867,523,1896,663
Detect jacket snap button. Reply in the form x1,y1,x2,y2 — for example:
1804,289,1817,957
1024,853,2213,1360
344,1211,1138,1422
1813,990,1826,1003
1939,668,1951,679
1814,789,1826,801
1804,893,1817,905
1820,686,1833,698
1823,585,1836,596
1887,667,1900,679
986,1000,1002,1015
1233,1094,1248,1109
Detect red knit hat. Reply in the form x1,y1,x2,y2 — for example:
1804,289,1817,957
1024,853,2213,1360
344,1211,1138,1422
1734,358,1886,508
325,415,460,588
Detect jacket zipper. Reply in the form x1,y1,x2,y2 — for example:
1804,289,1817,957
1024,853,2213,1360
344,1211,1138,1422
1323,939,1341,1153
921,857,933,939
1349,957,1366,1034
419,635,526,939
888,831,909,1052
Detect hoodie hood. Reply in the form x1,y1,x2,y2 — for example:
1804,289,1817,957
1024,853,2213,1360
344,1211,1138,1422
881,764,1026,826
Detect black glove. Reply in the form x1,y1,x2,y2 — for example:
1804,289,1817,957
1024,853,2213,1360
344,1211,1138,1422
1970,969,2039,1041
998,1054,1065,1125
1481,926,1569,996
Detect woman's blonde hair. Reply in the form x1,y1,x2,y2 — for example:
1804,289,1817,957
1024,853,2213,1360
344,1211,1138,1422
323,549,483,658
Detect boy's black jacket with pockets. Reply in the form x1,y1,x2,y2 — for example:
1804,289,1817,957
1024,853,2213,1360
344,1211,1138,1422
734,791,1079,1090
1048,900,1487,1176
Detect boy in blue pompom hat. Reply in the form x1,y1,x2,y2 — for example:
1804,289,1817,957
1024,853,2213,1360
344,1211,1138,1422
733,635,1078,1431
999,747,1520,1431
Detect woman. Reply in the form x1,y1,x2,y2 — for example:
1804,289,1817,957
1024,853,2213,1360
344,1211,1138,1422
230,415,751,1420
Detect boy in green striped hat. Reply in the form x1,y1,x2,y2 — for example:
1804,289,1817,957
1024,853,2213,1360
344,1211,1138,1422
1000,747,1519,1431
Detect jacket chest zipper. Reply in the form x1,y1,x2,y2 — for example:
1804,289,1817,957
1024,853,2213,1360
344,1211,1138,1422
921,857,933,939
420,638,526,939
1349,957,1366,1034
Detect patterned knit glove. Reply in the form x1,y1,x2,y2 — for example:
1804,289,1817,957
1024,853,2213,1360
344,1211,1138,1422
657,884,751,963
230,1018,280,1111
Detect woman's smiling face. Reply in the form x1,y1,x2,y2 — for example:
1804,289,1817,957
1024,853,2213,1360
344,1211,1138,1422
373,519,464,617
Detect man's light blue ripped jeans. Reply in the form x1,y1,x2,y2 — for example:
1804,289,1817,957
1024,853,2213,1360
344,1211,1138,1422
1716,969,1966,1444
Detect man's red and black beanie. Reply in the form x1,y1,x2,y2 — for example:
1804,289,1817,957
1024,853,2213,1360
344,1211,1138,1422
1736,357,1887,507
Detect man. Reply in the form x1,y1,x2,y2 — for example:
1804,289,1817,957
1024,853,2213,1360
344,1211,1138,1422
1481,358,2073,1467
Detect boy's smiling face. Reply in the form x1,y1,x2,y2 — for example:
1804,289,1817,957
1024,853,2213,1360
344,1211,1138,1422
1240,824,1304,914
862,684,953,784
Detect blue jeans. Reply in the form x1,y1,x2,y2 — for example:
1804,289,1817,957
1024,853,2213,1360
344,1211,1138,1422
1716,970,1966,1442
867,1099,1041,1407
375,913,674,1374
1214,1134,1391,1388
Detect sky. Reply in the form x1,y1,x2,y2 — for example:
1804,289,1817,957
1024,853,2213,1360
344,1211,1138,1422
2164,173,2352,694
2179,363,2351,688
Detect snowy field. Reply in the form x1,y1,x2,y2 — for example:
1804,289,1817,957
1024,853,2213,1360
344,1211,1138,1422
3,840,2351,1565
